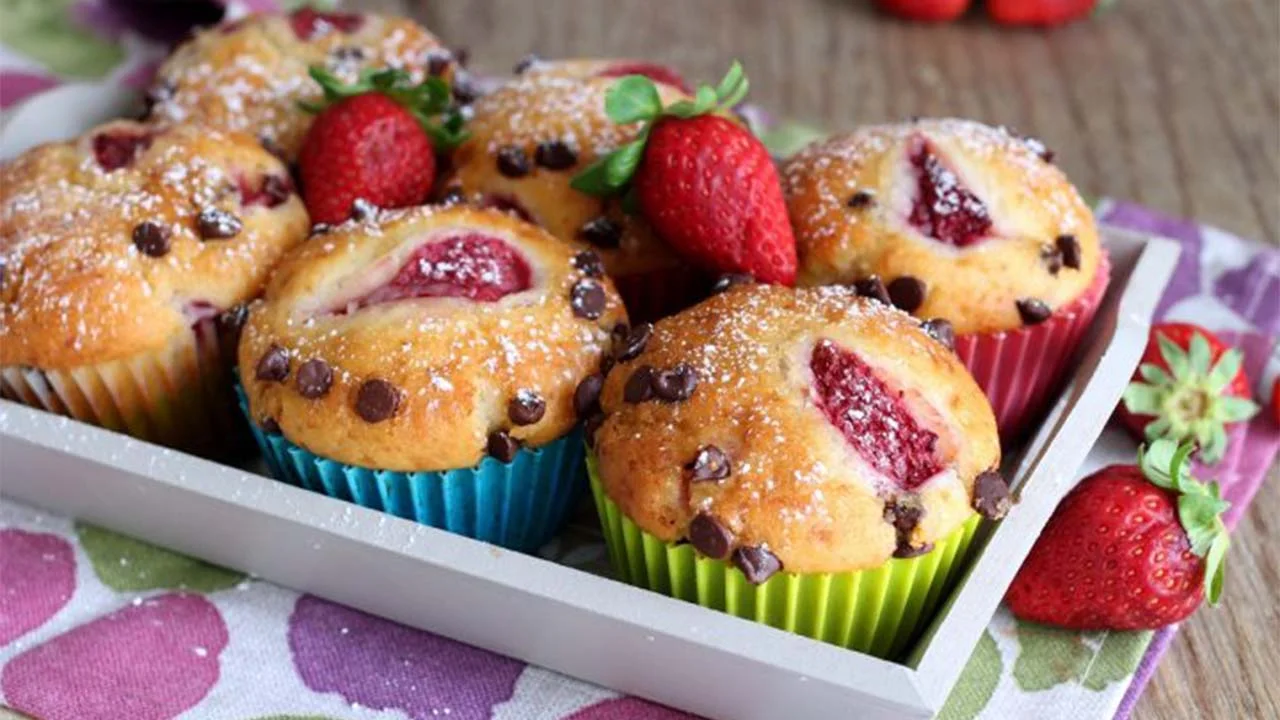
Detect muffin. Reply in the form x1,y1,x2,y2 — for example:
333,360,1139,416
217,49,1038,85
443,60,706,322
782,118,1110,441
147,7,451,161
238,204,626,550
515,56,691,92
0,119,309,456
586,283,1006,658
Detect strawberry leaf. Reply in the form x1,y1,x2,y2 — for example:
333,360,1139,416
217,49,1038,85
693,85,717,114
1156,331,1190,378
570,155,615,196
1138,362,1173,386
1205,348,1243,393
1204,532,1229,605
1123,381,1163,416
606,137,646,187
713,61,745,102
1179,494,1223,556
621,186,641,215
1187,331,1212,376
1218,395,1260,422
605,76,663,124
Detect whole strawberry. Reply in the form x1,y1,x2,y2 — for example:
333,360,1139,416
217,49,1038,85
1119,323,1258,464
1006,439,1229,630
298,67,467,225
875,0,972,23
987,0,1112,27
572,63,798,285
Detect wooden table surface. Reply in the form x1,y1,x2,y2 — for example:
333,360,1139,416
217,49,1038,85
368,1,1279,717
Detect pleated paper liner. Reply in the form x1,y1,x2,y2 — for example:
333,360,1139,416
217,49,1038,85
0,317,245,459
957,253,1112,444
238,386,585,552
589,461,982,660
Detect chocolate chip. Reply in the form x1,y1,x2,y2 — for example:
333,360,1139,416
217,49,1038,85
887,276,927,313
350,198,378,221
508,389,546,426
296,359,333,399
255,344,289,382
972,470,1012,520
572,251,605,278
486,430,520,462
452,47,471,67
615,322,652,362
652,364,697,402
496,145,530,178
732,546,782,584
853,276,891,305
513,54,541,74
451,70,480,104
534,140,577,170
1016,298,1052,325
584,413,605,447
894,542,934,559
1056,234,1081,270
258,134,287,161
260,417,281,434
921,318,955,351
846,190,876,209
216,303,249,349
131,221,171,257
1022,135,1055,163
578,217,622,248
570,279,606,320
688,512,733,559
611,322,631,349
196,208,242,240
262,175,293,206
710,273,754,294
574,374,604,418
1040,243,1063,275
355,378,400,423
330,46,366,63
884,496,928,558
624,366,654,403
599,354,615,376
438,186,466,206
684,445,731,483
425,49,452,76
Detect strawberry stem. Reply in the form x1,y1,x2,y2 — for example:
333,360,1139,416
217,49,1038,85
571,60,750,198
300,66,470,149
1137,438,1230,605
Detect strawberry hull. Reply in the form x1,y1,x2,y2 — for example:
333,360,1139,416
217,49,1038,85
956,254,1112,444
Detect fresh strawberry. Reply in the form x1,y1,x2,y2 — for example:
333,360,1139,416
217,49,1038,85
986,0,1107,27
1007,439,1229,630
298,67,467,225
571,63,798,285
1118,323,1258,464
874,0,971,22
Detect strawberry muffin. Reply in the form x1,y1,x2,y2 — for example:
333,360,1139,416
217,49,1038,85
442,61,704,322
238,204,626,550
586,283,1006,657
513,56,691,93
0,120,309,456
147,7,451,161
782,118,1110,441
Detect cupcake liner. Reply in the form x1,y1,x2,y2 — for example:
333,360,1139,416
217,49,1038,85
612,265,711,324
0,318,245,458
239,386,585,552
588,459,982,660
956,254,1112,443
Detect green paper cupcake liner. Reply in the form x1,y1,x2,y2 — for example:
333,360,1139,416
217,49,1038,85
589,457,982,660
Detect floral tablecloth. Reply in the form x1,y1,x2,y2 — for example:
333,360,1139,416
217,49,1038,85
2,3,1278,719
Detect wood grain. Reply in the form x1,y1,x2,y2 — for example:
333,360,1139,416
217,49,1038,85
361,1,1280,718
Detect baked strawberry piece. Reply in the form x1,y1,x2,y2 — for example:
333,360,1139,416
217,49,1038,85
1007,439,1229,630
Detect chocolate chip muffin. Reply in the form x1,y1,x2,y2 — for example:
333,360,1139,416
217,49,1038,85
782,118,1111,440
587,283,1005,657
237,204,626,550
0,119,309,456
442,60,705,322
148,7,450,161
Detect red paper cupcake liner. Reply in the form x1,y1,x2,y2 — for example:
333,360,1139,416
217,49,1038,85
612,265,711,324
955,254,1112,443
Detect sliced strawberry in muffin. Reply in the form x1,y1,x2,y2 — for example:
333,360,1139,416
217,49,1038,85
351,234,533,308
289,7,365,40
596,62,691,93
907,138,993,248
92,129,154,171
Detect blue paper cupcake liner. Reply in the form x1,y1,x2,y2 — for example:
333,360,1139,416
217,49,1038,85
236,385,585,552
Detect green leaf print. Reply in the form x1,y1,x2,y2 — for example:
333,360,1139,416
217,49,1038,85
1081,631,1153,691
1012,621,1092,691
76,523,245,593
939,630,1003,720
0,0,125,79
758,122,827,157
